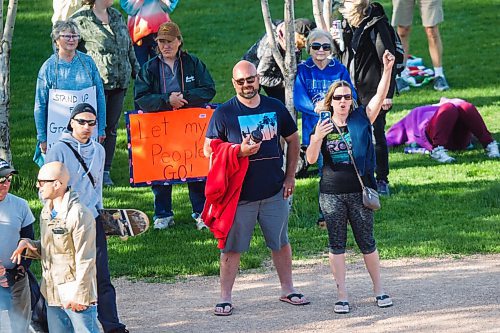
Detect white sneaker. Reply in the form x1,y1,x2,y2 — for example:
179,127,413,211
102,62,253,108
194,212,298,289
154,216,175,230
430,146,455,163
485,140,500,158
192,213,208,230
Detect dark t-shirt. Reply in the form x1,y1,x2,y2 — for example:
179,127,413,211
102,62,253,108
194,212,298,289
317,125,375,194
206,95,298,201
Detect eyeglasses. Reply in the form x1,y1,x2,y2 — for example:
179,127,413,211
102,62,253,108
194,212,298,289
59,34,80,41
0,175,13,184
311,42,332,51
36,179,57,187
233,75,257,86
72,118,97,126
332,94,352,101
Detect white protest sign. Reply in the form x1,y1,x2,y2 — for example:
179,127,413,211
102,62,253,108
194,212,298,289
47,86,97,151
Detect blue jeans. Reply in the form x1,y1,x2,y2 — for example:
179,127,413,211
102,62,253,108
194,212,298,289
46,303,99,333
152,181,206,220
95,216,126,332
0,285,11,310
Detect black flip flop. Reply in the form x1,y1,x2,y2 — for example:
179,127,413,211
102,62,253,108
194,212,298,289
279,293,310,305
214,302,233,316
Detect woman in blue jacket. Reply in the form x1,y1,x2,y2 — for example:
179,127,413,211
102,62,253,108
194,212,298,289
293,28,356,226
306,50,394,314
294,29,356,151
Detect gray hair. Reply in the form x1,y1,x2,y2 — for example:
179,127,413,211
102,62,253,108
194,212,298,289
306,28,334,54
51,20,80,44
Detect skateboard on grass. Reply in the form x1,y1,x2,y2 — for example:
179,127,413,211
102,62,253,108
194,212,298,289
99,209,150,240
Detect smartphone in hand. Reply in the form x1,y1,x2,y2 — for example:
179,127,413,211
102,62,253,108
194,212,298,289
319,111,331,124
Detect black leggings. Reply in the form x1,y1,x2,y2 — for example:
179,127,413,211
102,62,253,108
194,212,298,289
319,192,376,255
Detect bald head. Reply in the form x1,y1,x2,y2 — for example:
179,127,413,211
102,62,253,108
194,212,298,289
233,60,257,78
39,162,70,188
232,60,260,101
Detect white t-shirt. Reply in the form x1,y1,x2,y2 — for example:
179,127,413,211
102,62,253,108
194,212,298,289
0,194,35,269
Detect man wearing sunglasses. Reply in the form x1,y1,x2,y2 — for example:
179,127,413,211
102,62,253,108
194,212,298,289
45,104,126,332
0,159,36,332
205,60,308,316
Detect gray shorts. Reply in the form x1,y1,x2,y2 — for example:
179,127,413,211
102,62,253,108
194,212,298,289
223,190,290,253
392,0,444,27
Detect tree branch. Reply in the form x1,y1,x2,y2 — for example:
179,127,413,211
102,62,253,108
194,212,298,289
260,0,285,74
283,0,296,119
323,0,332,30
312,0,327,31
4,0,19,45
0,0,4,40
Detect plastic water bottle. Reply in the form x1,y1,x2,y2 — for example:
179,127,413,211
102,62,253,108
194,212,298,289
404,147,429,154
330,20,344,52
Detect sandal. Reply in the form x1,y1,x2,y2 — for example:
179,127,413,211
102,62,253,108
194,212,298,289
214,302,233,316
376,294,393,308
279,293,310,305
334,301,350,314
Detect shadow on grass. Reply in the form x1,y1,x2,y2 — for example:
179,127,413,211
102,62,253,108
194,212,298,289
291,177,499,259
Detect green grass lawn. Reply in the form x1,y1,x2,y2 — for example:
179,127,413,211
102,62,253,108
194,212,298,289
7,0,500,280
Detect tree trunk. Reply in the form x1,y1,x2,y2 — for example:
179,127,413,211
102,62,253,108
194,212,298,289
260,0,296,121
0,0,19,163
260,0,285,75
323,0,333,30
312,0,328,31
283,0,296,121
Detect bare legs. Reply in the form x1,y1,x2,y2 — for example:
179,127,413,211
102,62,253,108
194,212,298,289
397,25,412,64
329,253,348,301
330,250,385,301
363,250,384,295
219,252,241,304
397,24,443,68
424,26,443,68
216,244,306,314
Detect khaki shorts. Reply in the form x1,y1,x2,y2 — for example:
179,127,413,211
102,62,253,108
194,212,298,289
392,0,444,27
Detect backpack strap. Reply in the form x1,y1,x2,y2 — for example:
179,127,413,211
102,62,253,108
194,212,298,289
62,141,96,188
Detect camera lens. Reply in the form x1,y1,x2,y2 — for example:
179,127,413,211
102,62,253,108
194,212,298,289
250,130,263,144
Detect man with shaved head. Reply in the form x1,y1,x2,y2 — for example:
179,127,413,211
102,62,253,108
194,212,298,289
11,161,98,332
45,103,126,333
204,60,307,316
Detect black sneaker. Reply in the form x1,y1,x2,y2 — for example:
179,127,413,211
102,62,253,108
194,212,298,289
376,180,390,196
